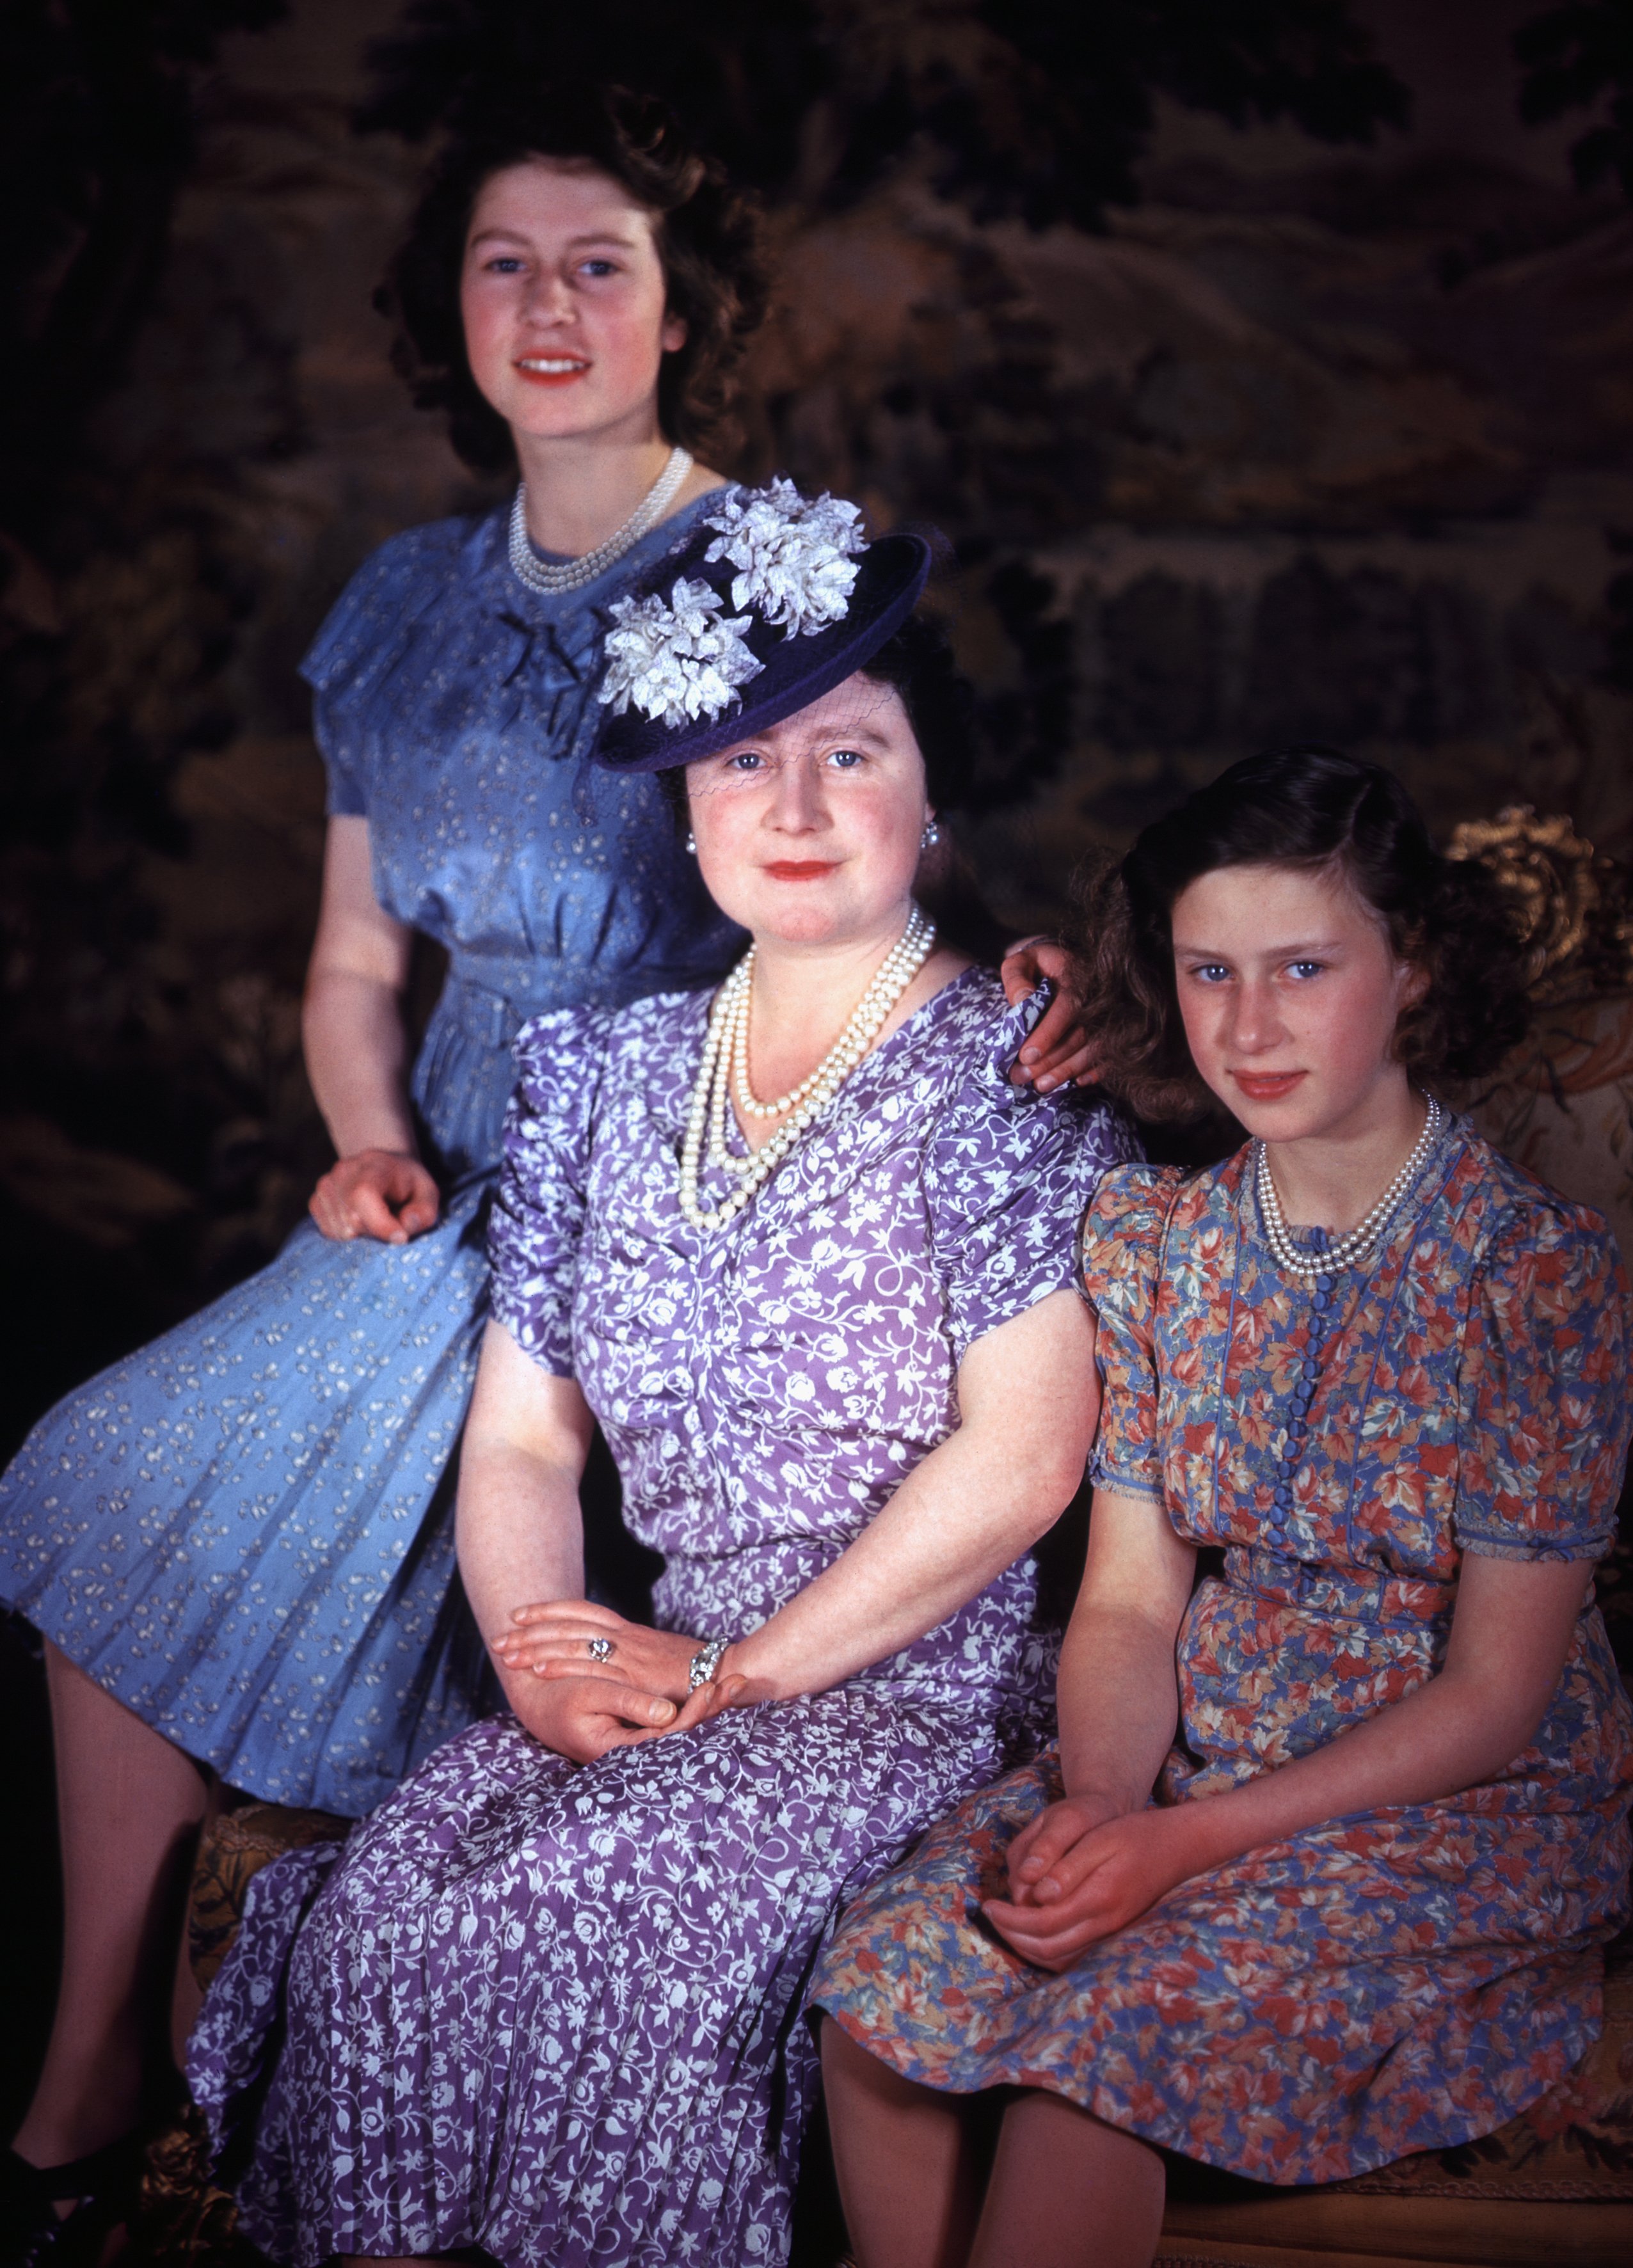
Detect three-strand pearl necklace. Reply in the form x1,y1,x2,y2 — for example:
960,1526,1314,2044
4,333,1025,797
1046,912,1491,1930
507,445,693,597
679,906,937,1232
1255,1093,1444,1279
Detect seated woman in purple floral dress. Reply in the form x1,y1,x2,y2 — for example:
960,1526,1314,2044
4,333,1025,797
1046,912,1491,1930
186,495,1136,2267
814,749,1633,2268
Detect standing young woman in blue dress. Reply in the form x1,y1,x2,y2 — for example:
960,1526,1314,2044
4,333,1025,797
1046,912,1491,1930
0,86,761,2235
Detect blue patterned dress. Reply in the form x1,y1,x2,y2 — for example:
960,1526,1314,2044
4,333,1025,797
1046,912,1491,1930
0,496,739,1816
815,1131,1633,2182
185,972,1136,2268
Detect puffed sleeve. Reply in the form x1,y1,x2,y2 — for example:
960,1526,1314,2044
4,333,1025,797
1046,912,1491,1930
1455,1196,1632,1561
924,986,1140,1367
486,1008,612,1377
297,525,456,819
1078,1164,1183,1507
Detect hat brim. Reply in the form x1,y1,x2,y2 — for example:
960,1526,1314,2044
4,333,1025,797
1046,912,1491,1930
590,533,933,775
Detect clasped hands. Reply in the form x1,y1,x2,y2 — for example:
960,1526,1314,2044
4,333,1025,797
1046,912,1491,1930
490,1599,750,1766
982,1791,1204,1972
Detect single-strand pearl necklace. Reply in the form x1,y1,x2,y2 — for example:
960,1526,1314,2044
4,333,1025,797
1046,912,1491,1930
679,907,936,1232
507,445,693,597
1255,1093,1443,1279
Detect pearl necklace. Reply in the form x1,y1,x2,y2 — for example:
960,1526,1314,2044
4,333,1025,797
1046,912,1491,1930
680,907,937,1233
1255,1095,1443,1279
507,445,693,596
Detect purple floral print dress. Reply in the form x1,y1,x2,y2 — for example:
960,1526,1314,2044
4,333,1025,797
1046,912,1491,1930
814,1130,1633,2184
186,968,1136,2268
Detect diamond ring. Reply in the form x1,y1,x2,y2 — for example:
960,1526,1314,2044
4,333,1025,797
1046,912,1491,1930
586,1636,614,1663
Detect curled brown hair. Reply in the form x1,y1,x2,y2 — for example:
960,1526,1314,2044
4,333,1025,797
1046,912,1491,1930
377,81,769,471
1069,745,1533,1123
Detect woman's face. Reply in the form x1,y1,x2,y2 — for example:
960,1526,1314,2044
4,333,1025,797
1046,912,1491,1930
1170,861,1424,1143
685,674,932,951
459,157,685,445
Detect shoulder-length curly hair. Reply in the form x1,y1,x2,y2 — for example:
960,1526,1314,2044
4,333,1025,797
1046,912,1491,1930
377,81,769,472
1071,745,1533,1123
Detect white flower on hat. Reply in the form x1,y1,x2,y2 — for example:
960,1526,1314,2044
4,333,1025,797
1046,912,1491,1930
598,579,764,727
703,477,867,638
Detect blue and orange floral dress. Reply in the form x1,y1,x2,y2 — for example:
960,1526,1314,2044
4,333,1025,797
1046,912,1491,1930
813,1127,1633,2183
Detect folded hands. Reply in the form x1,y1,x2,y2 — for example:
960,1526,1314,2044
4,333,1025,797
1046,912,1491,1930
984,1795,1204,1971
489,1599,749,1765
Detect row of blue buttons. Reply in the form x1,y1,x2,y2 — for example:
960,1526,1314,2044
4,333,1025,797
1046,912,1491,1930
1270,1274,1337,1530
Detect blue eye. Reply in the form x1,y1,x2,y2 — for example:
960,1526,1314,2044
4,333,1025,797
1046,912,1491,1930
1287,960,1325,980
484,255,525,273
580,259,618,278
827,748,863,769
728,750,763,772
1187,962,1231,985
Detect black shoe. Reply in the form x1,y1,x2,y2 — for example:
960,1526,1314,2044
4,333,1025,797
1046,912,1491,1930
0,2137,144,2268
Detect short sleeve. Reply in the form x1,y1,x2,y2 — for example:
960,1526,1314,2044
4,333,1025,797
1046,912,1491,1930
486,1008,611,1377
299,551,394,818
1455,1200,1632,1562
925,988,1139,1367
296,523,461,820
1078,1164,1183,1508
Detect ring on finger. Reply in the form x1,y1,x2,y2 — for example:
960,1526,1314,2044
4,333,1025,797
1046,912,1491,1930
586,1636,614,1663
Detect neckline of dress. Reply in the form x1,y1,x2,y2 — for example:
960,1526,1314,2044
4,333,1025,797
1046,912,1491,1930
700,961,991,1167
500,481,736,604
1236,1109,1463,1263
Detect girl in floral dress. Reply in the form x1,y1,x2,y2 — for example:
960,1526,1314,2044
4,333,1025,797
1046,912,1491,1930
814,747,1633,2268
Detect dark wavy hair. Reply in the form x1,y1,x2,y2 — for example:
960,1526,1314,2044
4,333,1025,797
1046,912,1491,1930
1069,745,1533,1123
377,81,769,471
658,607,1010,962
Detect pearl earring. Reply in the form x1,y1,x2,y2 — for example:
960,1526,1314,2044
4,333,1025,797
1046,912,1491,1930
685,832,697,855
920,818,941,850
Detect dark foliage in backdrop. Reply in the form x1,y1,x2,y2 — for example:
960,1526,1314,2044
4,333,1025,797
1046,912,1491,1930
360,0,1409,223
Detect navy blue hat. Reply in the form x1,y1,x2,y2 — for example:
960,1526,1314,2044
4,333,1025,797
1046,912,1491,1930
591,479,932,774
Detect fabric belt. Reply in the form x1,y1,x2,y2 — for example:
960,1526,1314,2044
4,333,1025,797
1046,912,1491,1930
1224,1544,1456,1628
438,974,530,1054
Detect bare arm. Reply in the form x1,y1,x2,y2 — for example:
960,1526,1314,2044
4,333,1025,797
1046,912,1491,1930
456,1320,594,1648
989,1487,1193,1916
993,1539,1595,1968
458,1320,723,1760
1056,1487,1197,1811
734,1290,1099,1699
495,1290,1101,1707
303,814,439,1242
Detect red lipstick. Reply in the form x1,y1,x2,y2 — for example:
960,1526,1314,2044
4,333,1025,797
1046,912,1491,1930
513,357,591,388
763,860,838,881
1232,1070,1307,1102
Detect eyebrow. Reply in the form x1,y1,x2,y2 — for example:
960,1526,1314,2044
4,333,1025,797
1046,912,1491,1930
466,228,642,251
774,725,898,757
1172,936,1349,958
823,724,895,749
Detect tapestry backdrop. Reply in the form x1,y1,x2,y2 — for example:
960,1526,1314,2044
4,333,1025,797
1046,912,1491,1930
3,0,1629,1436
2,0,1630,2133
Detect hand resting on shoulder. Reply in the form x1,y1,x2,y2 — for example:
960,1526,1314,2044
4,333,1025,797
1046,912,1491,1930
1000,935,1099,1091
